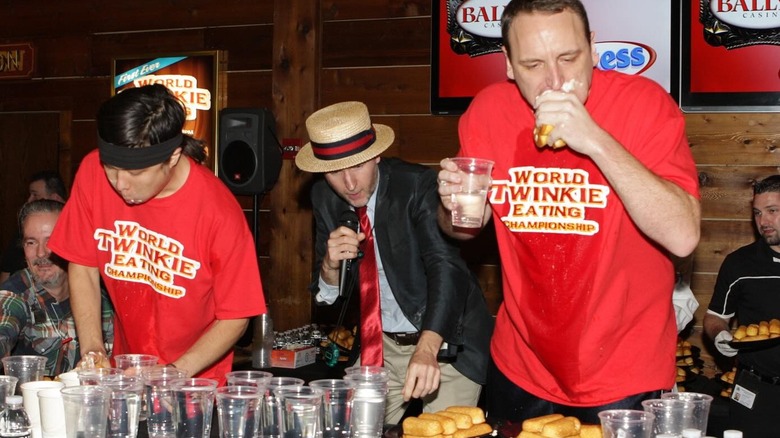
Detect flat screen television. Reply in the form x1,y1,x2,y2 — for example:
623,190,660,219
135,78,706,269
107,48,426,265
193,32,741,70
431,0,680,115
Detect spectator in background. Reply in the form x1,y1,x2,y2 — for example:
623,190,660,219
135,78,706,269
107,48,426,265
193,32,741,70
704,175,780,438
0,171,68,283
0,200,114,376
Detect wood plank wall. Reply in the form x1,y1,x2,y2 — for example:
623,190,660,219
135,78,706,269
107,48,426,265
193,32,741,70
1,0,778,373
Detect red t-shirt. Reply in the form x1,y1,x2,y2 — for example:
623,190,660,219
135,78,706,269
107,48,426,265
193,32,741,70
459,70,699,405
49,150,266,384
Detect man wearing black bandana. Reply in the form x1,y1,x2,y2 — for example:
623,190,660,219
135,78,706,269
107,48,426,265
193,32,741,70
48,84,266,384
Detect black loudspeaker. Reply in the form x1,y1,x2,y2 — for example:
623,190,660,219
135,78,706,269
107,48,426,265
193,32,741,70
218,108,282,195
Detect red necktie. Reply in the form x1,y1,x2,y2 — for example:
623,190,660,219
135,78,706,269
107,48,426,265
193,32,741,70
356,206,383,366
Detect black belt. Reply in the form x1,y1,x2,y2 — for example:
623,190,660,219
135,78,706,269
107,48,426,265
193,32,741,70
384,332,420,346
738,365,780,385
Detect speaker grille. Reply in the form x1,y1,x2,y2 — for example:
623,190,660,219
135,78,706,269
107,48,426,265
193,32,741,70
221,140,257,185
218,108,281,195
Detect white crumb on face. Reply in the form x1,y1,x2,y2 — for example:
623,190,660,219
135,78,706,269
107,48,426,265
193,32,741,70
561,79,578,93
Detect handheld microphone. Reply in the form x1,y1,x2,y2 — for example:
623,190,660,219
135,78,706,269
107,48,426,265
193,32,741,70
338,210,360,296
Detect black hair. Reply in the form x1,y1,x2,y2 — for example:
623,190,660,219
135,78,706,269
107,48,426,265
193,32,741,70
29,170,68,200
753,175,780,196
96,84,207,164
501,0,591,56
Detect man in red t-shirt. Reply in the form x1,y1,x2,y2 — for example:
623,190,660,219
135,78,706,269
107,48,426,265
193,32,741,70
436,0,700,424
48,85,266,383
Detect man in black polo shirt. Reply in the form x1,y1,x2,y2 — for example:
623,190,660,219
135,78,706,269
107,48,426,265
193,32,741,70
705,174,780,437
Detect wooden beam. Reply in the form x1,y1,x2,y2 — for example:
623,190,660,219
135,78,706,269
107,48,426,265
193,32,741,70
267,0,319,330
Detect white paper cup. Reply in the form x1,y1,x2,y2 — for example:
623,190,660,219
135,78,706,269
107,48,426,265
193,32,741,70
38,388,67,438
57,372,81,388
21,380,65,438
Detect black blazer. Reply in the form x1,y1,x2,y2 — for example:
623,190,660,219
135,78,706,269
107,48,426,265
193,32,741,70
309,158,493,383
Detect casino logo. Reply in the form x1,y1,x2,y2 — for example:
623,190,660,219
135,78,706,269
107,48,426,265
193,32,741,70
700,0,780,49
447,0,504,57
455,0,505,39
595,41,656,76
710,0,780,30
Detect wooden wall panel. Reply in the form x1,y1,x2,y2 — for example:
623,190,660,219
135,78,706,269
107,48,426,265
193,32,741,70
91,31,209,75
322,18,430,67
321,0,431,20
698,166,777,220
225,72,274,108
205,26,274,72
0,79,111,119
694,220,755,274
688,113,780,165
0,1,274,38
320,67,430,114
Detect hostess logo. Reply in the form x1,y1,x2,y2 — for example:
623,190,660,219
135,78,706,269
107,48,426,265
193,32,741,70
456,0,505,39
710,0,780,29
595,41,656,76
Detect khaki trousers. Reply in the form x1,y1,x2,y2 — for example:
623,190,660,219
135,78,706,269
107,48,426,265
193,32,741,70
357,334,481,425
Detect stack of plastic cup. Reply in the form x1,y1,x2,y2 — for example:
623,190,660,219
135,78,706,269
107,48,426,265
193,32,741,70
343,367,389,438
61,386,111,438
259,377,304,438
113,354,159,422
661,392,713,435
142,366,187,438
273,386,323,438
170,378,218,438
309,379,354,438
215,386,261,438
101,374,145,438
641,398,693,437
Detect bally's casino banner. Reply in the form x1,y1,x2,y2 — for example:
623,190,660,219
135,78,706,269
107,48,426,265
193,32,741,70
112,51,226,170
431,0,677,115
681,0,780,112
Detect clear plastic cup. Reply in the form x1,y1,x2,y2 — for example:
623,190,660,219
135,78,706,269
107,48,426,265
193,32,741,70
1,355,46,394
215,385,261,438
61,386,111,438
225,370,273,387
274,386,323,438
309,379,354,438
661,392,713,434
598,409,655,438
77,367,124,386
449,157,494,228
342,373,388,438
0,375,19,408
142,366,187,438
170,378,218,438
101,374,145,438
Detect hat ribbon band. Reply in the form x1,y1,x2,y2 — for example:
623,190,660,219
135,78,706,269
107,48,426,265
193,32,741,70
311,128,376,161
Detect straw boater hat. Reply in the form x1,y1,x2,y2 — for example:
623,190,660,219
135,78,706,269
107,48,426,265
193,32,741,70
295,101,395,173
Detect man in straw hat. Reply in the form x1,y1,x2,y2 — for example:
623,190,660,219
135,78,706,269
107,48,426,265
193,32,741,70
296,101,493,423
